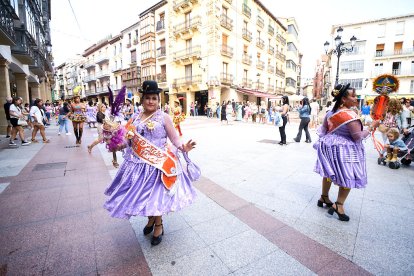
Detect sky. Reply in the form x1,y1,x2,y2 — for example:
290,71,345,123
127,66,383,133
51,0,413,79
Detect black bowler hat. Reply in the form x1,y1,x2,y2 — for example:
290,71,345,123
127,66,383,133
140,80,162,94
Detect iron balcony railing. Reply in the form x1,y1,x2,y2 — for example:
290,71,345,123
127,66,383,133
242,78,252,88
242,54,252,65
173,45,201,61
0,3,17,43
375,48,414,57
276,68,285,78
267,65,275,74
173,16,201,36
257,16,264,28
85,90,95,96
96,71,110,79
84,75,96,82
242,28,252,42
275,87,285,94
142,75,157,82
221,44,233,58
268,45,274,55
175,75,202,86
268,25,274,36
157,73,167,83
256,60,265,70
276,51,286,62
157,46,166,58
84,61,95,69
220,14,233,31
220,73,233,85
10,29,34,63
277,34,286,45
256,82,264,90
267,85,275,92
96,86,109,94
95,55,109,64
156,20,165,32
256,38,264,49
242,3,251,18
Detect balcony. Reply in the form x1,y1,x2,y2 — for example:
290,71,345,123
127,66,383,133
275,87,285,94
10,29,34,64
133,38,138,45
0,4,17,45
173,0,199,13
242,54,252,65
220,14,233,31
157,47,166,59
267,84,275,92
268,45,274,55
29,50,45,75
242,28,252,42
256,82,264,91
157,73,167,83
256,16,264,29
256,38,264,49
220,73,233,85
173,16,201,38
96,86,110,94
221,44,233,58
267,65,275,74
96,71,110,80
276,51,286,62
84,75,96,83
242,78,252,88
173,45,201,64
256,60,265,70
268,25,274,36
375,48,414,58
242,3,251,18
85,90,96,96
112,66,123,73
95,55,109,65
276,68,285,78
84,61,95,69
156,20,165,33
276,34,286,45
174,75,202,86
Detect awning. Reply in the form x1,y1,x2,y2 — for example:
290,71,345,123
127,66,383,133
236,87,281,99
288,94,304,101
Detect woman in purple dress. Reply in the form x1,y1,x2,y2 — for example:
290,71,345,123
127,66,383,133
314,83,379,221
104,81,198,246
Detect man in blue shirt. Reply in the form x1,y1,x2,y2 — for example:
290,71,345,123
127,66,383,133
361,102,372,126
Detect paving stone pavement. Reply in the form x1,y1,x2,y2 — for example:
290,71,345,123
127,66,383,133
0,116,413,275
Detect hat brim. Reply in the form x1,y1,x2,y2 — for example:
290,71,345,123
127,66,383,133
139,88,163,94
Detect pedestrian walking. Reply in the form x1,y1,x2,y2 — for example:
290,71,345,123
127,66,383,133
30,98,50,143
310,99,320,129
3,96,12,138
314,83,379,221
86,101,97,128
104,81,198,246
9,97,31,146
278,96,289,145
173,99,185,136
68,90,87,144
58,102,71,135
87,103,106,153
293,97,312,143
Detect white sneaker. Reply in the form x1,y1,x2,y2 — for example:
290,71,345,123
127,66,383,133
66,132,71,135
21,141,31,146
58,132,61,135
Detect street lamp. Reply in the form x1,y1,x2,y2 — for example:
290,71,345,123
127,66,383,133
324,27,357,85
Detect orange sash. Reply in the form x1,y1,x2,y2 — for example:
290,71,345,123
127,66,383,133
327,109,359,133
126,119,178,190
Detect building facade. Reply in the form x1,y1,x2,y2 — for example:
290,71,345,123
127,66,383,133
0,0,54,134
326,14,414,103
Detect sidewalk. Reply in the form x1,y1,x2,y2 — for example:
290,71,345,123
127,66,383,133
0,124,150,275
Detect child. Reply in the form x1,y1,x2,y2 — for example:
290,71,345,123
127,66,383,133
384,127,408,162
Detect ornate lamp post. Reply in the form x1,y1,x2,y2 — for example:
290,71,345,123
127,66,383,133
324,27,357,85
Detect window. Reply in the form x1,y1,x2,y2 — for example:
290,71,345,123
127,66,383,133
378,23,386,37
286,60,297,71
374,63,383,75
392,62,401,75
410,80,414,93
411,61,414,74
339,78,363,90
340,60,364,73
114,45,117,55
286,77,296,87
287,42,297,54
185,12,191,28
287,24,298,38
222,62,228,74
376,44,384,57
185,64,192,80
396,21,405,35
128,33,131,45
119,43,122,53
131,49,137,63
394,42,403,55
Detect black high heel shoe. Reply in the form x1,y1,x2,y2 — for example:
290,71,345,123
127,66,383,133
151,224,164,246
143,216,155,235
317,194,333,208
327,202,350,221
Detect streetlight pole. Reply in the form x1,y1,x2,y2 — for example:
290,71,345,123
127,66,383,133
324,27,357,86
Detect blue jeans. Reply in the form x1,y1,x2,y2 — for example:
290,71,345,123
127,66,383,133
59,115,69,133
